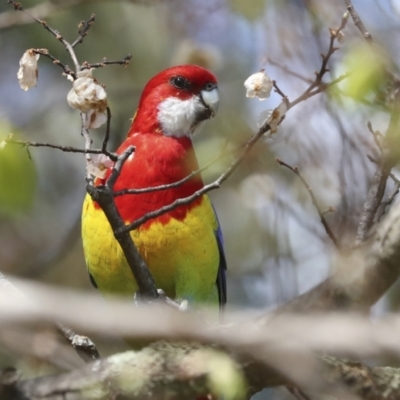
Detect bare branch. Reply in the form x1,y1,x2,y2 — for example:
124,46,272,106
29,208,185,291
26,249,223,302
122,119,274,233
272,80,288,98
71,14,96,48
7,0,80,71
343,0,373,43
5,138,113,156
33,48,76,79
355,91,400,245
286,15,351,109
276,158,339,248
81,54,132,70
268,58,313,84
56,323,100,362
0,272,101,364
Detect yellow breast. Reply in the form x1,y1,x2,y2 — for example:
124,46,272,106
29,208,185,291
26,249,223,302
82,194,220,303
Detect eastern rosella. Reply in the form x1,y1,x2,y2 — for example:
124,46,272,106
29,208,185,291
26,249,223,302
82,65,227,308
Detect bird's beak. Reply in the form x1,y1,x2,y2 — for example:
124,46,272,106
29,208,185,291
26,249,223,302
200,88,219,118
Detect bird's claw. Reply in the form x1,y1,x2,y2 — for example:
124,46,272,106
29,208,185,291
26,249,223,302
133,288,167,306
133,290,189,311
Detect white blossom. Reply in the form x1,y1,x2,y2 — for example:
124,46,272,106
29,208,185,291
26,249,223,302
337,31,345,44
67,69,108,129
85,109,107,129
67,69,107,112
265,100,288,131
258,99,289,132
244,70,273,100
17,49,40,91
0,140,6,150
87,154,114,179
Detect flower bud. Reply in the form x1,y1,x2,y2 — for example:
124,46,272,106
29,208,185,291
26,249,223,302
244,70,273,100
17,49,40,91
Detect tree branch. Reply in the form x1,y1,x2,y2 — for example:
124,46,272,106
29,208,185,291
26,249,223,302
0,272,100,363
87,147,159,299
343,0,373,43
276,158,339,248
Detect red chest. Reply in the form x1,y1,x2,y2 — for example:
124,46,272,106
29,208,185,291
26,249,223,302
110,133,203,226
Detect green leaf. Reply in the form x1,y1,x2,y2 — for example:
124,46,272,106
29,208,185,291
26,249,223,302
341,44,387,101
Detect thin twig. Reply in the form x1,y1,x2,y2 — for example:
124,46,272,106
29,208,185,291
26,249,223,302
71,14,96,48
268,58,313,84
33,48,75,79
276,158,339,248
113,146,238,196
5,138,113,156
373,168,400,223
81,113,95,181
367,121,383,153
101,106,117,160
7,0,80,71
286,12,351,110
273,80,287,98
81,55,132,70
122,122,274,234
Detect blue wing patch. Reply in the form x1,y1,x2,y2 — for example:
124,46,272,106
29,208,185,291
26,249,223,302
213,204,227,309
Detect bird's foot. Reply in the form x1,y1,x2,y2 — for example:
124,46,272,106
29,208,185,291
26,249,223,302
133,289,166,306
176,299,189,311
133,289,187,311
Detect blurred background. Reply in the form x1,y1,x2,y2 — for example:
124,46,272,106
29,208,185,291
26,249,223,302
1,0,400,397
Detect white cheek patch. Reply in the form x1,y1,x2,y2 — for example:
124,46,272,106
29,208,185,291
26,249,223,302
157,96,205,138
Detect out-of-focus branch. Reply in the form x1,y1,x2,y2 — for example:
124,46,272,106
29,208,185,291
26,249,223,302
343,0,373,43
0,0,158,30
1,344,244,400
355,89,400,245
4,281,400,399
344,0,400,246
276,158,339,248
0,272,100,363
56,323,100,363
275,192,400,314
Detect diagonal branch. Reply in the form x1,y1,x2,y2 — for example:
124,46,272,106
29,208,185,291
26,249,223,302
87,147,159,299
276,158,339,248
343,0,373,43
71,14,96,48
122,118,275,234
0,272,100,363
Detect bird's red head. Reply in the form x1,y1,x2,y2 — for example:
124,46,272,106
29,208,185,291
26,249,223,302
128,65,219,138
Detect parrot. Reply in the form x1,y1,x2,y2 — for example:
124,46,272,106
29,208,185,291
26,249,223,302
82,65,227,309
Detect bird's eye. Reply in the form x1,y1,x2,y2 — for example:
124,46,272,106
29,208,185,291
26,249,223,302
204,82,217,91
170,76,189,90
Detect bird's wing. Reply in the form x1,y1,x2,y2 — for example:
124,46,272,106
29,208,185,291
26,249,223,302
212,204,227,309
